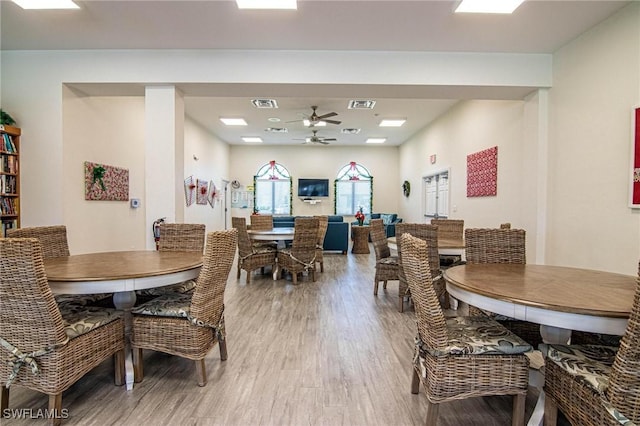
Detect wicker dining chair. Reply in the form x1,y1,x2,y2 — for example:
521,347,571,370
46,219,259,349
0,238,125,426
314,215,329,273
370,218,400,297
430,218,464,267
396,223,448,312
135,223,206,300
250,214,274,231
7,225,111,307
464,228,542,348
400,233,531,426
543,261,640,426
277,217,319,285
131,229,237,387
232,217,277,284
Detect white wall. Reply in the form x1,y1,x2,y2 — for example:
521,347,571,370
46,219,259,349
547,3,640,274
62,89,146,254
399,99,540,259
229,145,399,219
183,118,230,230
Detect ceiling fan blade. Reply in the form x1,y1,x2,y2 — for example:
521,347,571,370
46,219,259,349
323,119,342,125
323,138,337,141
318,140,330,145
316,112,338,119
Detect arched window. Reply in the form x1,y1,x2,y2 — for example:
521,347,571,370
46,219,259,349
253,161,292,215
335,162,373,215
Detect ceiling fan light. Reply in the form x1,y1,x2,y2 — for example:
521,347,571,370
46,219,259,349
303,119,327,127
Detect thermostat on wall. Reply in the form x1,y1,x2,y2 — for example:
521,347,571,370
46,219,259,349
130,198,141,208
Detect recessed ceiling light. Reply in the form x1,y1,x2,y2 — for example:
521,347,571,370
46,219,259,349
379,119,406,127
251,99,278,109
242,137,263,143
303,120,327,127
236,0,296,10
265,127,288,133
455,0,525,14
268,117,281,122
220,118,247,126
348,100,376,110
366,138,387,144
341,128,361,134
12,0,79,9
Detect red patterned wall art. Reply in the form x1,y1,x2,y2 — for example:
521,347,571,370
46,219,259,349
467,146,498,197
630,107,640,207
84,161,129,201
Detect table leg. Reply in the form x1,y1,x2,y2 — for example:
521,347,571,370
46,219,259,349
527,325,571,426
112,291,137,391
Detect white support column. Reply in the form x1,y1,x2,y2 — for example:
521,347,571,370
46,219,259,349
144,86,184,249
535,89,549,264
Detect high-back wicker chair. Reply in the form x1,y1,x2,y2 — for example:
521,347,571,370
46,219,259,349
131,229,237,387
430,219,464,241
399,233,531,426
0,238,125,425
157,223,206,252
277,217,319,285
136,223,206,299
250,214,274,231
7,225,70,259
465,228,526,265
464,228,541,347
7,225,110,306
544,261,640,426
232,217,277,284
371,218,400,298
314,215,329,273
396,223,446,312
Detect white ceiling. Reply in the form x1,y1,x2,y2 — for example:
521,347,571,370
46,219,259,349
0,0,630,146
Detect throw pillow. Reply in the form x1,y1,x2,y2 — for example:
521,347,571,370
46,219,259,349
381,214,394,225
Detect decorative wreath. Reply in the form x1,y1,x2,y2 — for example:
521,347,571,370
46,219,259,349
402,180,411,197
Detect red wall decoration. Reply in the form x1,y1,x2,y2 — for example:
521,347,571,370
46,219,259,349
631,107,640,207
467,146,498,197
84,161,129,201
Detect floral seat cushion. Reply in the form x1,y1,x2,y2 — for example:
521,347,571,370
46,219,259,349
55,293,112,306
136,279,197,297
132,292,193,318
58,304,122,339
546,344,618,394
377,256,399,266
418,316,533,357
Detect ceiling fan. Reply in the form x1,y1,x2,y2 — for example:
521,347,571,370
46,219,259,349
294,130,337,145
291,105,342,127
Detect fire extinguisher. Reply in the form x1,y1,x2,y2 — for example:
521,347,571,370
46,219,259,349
152,217,165,250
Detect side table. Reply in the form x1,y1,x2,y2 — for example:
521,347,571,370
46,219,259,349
351,225,370,254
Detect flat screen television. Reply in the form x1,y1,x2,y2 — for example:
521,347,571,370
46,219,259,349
298,178,330,198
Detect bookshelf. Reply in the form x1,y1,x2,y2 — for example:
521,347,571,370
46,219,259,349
1,125,20,237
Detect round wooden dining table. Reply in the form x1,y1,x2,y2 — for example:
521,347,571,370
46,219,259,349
44,250,203,390
443,263,636,426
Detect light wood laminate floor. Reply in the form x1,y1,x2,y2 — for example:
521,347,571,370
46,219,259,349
4,247,569,425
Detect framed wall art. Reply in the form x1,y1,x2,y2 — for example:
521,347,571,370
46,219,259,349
466,146,498,197
630,106,640,208
84,161,129,201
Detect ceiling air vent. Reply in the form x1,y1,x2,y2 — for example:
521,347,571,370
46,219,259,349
347,100,376,109
265,127,288,133
251,99,278,108
341,128,361,134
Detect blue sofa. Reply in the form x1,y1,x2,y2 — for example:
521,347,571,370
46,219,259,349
352,213,402,238
273,215,349,254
